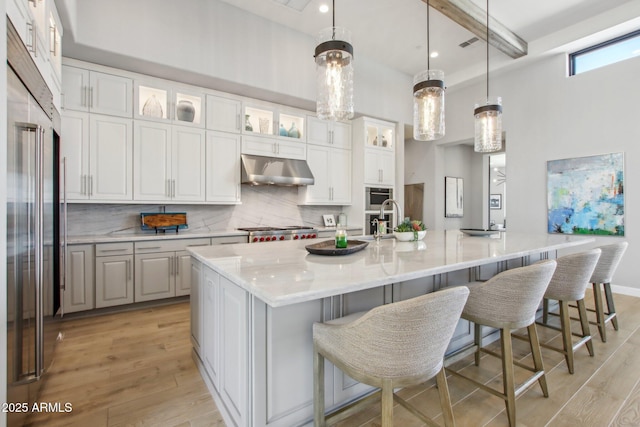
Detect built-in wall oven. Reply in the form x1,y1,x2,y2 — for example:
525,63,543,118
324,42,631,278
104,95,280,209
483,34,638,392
366,187,393,210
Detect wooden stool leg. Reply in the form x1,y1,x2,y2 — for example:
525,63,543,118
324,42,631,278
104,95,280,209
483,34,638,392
501,328,517,427
577,299,594,356
436,367,455,427
313,348,326,427
559,301,574,374
593,283,607,342
604,282,619,330
381,379,394,427
474,323,482,366
527,323,549,397
542,298,549,324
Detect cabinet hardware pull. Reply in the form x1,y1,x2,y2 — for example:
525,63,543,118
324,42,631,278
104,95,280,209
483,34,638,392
172,180,176,198
166,179,170,197
175,256,179,275
127,260,131,280
89,87,94,109
99,248,129,253
89,175,93,196
187,244,209,247
138,246,161,250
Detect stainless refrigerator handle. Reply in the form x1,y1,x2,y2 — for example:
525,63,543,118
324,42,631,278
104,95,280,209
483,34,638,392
61,157,67,317
35,125,45,378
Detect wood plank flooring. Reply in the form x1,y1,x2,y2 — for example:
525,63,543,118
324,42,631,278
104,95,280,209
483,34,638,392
26,293,640,427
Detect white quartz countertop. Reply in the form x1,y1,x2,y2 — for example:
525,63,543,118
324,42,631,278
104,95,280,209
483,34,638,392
188,230,594,307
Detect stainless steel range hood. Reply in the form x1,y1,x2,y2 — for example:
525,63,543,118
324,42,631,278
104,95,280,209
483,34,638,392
241,154,315,186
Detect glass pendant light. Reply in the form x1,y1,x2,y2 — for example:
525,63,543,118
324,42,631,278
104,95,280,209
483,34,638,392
413,0,445,141
474,0,502,152
314,0,354,121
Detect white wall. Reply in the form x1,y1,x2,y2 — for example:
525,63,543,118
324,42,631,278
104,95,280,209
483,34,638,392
62,0,413,125
419,53,640,290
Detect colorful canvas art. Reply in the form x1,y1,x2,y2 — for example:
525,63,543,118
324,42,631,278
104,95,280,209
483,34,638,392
547,153,624,236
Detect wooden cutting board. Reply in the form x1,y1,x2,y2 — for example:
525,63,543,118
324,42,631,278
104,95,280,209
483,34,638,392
140,212,188,230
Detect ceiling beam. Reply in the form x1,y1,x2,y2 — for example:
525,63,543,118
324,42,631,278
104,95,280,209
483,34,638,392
426,0,528,59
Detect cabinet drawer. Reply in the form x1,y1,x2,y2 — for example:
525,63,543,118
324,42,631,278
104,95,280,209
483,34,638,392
135,238,210,254
95,242,134,256
212,235,247,245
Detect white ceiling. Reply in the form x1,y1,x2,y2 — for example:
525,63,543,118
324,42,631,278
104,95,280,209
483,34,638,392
216,0,637,86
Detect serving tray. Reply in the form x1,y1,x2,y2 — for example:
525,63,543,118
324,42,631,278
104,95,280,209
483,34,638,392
460,228,499,237
140,212,188,233
305,239,369,256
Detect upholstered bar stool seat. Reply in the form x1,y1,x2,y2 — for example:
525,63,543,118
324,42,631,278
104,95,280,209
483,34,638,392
588,242,628,342
313,286,470,427
535,249,601,374
446,260,557,427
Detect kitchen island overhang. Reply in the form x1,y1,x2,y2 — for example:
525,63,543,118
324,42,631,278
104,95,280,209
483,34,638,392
188,231,594,427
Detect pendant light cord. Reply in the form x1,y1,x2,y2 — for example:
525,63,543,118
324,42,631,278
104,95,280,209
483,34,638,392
486,0,489,99
332,0,336,40
427,0,430,70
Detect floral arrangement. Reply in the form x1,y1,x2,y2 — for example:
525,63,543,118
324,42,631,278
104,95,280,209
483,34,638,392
394,219,426,232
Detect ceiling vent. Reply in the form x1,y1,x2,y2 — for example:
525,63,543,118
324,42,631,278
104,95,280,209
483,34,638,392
271,0,311,12
459,37,479,48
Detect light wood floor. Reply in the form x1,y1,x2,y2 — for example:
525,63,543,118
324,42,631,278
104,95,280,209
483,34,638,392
26,292,640,427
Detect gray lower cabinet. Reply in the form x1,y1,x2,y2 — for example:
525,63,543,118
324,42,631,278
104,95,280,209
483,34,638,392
64,244,95,313
95,243,134,308
190,259,203,354
134,238,211,302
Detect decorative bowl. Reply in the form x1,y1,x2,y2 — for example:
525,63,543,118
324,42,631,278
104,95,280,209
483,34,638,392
393,230,426,241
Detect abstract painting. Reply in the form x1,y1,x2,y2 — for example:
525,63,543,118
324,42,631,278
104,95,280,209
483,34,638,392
547,152,624,236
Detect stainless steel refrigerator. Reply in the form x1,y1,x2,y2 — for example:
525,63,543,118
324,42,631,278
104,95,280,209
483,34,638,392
6,20,61,426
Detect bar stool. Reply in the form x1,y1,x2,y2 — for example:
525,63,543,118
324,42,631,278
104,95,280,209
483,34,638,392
313,286,470,427
589,242,628,342
536,249,601,374
446,260,557,427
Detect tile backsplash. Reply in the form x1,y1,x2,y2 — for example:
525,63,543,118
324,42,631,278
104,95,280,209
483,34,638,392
67,185,345,236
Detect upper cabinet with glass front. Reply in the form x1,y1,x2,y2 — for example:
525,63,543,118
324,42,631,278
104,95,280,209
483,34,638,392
134,80,205,128
365,120,394,151
243,103,306,142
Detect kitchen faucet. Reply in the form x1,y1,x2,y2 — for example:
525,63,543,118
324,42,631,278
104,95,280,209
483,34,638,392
373,199,402,241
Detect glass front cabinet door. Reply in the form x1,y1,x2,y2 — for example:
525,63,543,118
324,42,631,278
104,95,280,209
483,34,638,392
243,104,306,142
135,81,205,128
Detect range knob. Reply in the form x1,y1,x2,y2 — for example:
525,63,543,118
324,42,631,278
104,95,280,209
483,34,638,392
259,237,265,242
271,236,277,241
252,237,259,242
306,234,313,239
279,235,285,241
294,235,300,240
300,234,306,239
311,233,317,238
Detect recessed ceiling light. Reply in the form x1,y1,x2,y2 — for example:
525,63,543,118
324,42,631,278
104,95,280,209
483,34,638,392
319,4,329,13
430,52,439,58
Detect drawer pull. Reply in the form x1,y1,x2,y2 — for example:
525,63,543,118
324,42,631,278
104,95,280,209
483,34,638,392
138,246,162,250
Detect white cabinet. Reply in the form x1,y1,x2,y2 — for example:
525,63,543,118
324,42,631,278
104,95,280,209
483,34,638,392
202,266,220,387
63,244,94,313
134,239,210,302
352,117,395,187
61,111,133,201
244,104,306,142
306,116,351,149
299,145,351,205
135,80,205,128
133,122,206,202
206,95,242,133
364,149,395,186
95,243,134,308
241,134,306,160
206,131,241,203
62,66,133,117
199,266,248,427
8,0,63,108
190,259,203,354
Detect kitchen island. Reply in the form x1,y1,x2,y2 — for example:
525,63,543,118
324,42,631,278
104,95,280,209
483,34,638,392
188,230,593,427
